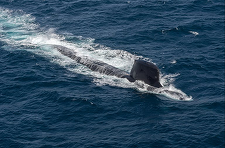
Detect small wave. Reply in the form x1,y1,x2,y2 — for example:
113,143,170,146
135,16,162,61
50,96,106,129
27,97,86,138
170,60,177,64
189,31,199,36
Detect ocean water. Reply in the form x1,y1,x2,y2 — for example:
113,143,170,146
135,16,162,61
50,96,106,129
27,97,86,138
0,0,224,147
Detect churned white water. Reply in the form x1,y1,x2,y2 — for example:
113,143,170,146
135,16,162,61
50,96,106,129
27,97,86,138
0,7,192,101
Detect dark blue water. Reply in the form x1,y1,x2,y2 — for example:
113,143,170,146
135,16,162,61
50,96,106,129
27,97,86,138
0,0,224,147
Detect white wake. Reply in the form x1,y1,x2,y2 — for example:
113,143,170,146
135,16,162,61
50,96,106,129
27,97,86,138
0,7,192,101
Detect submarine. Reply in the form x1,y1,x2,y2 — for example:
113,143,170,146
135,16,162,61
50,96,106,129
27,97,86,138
52,45,162,88
52,45,188,101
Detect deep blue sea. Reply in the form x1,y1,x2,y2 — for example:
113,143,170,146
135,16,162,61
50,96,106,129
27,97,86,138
0,0,224,148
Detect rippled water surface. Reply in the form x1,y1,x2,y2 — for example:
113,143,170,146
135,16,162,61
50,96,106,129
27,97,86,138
0,0,224,148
